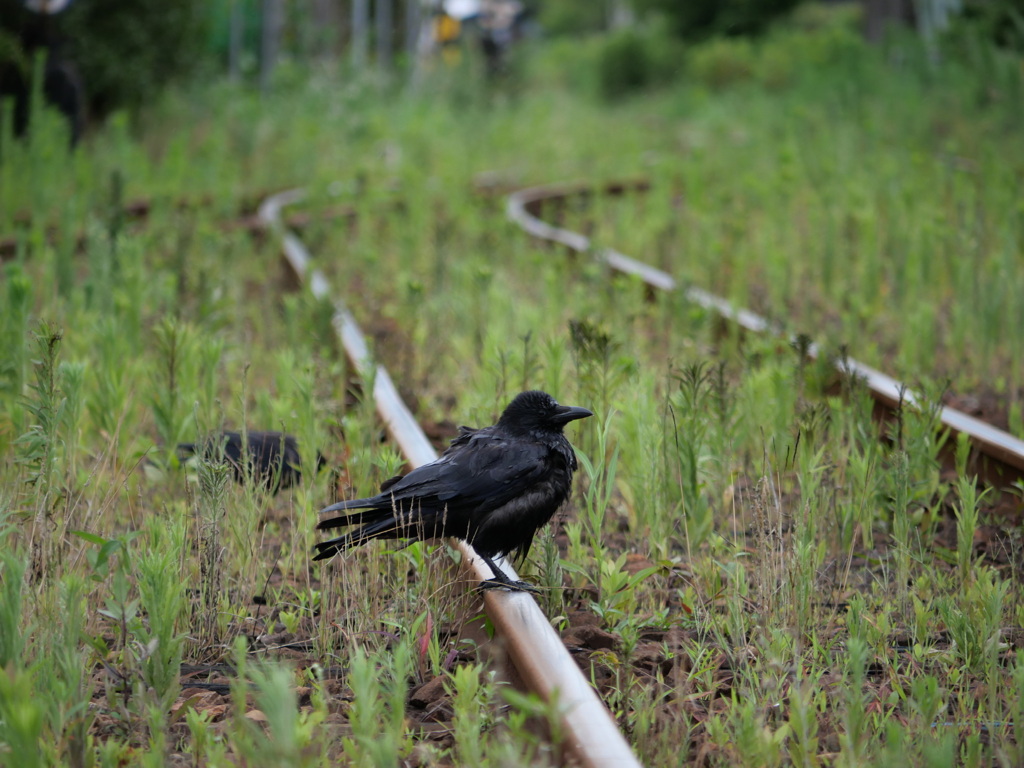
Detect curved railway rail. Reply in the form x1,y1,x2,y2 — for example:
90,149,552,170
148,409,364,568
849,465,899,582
258,190,643,768
507,179,1024,490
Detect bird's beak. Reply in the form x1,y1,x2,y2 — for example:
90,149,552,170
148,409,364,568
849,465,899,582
552,405,593,425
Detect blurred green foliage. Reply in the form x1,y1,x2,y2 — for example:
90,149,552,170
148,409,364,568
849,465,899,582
689,12,865,90
949,0,1024,52
596,23,681,100
536,0,609,37
537,0,805,41
63,0,210,115
531,3,864,97
637,0,804,41
527,21,681,101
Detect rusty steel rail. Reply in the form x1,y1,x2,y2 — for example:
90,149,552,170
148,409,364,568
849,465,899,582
258,190,643,768
508,180,1024,486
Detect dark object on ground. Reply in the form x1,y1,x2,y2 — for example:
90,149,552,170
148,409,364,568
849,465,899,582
313,390,592,591
178,430,322,494
0,1,85,144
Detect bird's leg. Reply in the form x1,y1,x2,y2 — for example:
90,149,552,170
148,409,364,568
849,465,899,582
477,553,539,593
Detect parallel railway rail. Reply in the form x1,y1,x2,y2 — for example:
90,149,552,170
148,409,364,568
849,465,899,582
258,189,643,768
507,179,1024,490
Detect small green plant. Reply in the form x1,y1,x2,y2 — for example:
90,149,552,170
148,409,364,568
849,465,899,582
88,535,140,682
0,550,27,668
671,362,720,551
149,316,197,461
952,475,988,585
184,705,227,765
0,664,46,768
1010,658,1024,766
569,318,629,430
498,687,564,765
839,637,871,764
279,609,301,635
341,642,413,766
937,566,1008,676
35,574,95,763
0,264,33,434
16,322,68,576
537,524,566,617
889,450,913,604
592,553,657,624
86,318,136,441
907,674,945,729
448,663,489,766
136,521,187,714
787,673,824,768
191,437,232,650
575,410,619,566
56,361,86,482
229,661,324,767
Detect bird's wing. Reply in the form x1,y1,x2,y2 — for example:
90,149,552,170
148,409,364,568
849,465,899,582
314,432,554,558
323,430,547,513
388,430,549,510
373,425,477,493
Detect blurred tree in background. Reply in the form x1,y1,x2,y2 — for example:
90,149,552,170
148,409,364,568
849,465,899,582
62,0,210,116
536,0,609,36
956,0,1024,51
3,0,1022,137
537,0,807,101
0,0,210,128
636,0,804,41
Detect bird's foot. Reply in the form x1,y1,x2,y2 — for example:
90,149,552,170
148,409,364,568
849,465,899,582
476,554,540,593
478,578,540,594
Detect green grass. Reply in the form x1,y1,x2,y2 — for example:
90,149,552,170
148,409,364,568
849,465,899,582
1,15,1023,766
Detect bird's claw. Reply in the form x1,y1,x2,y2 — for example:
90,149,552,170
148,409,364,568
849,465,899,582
478,578,540,594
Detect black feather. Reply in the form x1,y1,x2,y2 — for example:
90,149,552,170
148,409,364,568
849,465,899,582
178,430,323,494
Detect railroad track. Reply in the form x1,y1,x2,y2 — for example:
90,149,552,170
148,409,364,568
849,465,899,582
16,176,1016,763
507,179,1024,490
258,190,643,768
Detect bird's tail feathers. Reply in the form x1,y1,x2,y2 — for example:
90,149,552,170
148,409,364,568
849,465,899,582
317,493,431,528
316,507,388,531
312,532,361,561
320,497,369,515
312,515,415,560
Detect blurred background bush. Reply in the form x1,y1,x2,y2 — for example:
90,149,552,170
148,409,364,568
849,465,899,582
2,0,1023,138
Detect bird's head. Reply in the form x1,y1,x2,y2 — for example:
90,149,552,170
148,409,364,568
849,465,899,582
498,390,593,435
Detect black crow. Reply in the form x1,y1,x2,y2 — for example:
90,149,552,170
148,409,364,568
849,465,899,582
178,430,322,494
313,390,592,590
